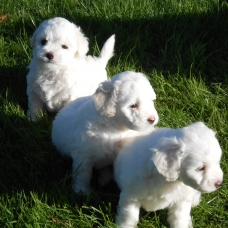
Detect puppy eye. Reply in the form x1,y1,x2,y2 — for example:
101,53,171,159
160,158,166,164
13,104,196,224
130,104,139,109
62,45,68,49
197,165,206,171
41,39,47,45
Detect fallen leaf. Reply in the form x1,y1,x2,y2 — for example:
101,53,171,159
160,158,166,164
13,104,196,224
0,14,8,23
49,216,70,226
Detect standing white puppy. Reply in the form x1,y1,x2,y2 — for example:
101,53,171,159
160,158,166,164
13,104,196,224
114,122,223,228
52,71,159,194
26,17,115,121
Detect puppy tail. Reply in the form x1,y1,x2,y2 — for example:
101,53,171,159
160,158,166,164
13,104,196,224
98,34,115,67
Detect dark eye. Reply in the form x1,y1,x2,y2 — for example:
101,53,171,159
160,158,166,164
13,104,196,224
197,165,206,171
130,104,139,109
41,39,47,45
62,45,68,49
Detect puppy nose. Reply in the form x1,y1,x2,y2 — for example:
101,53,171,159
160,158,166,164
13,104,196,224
46,52,54,60
215,181,222,188
147,116,155,124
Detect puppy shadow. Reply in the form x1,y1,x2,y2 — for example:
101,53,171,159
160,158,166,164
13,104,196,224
0,106,62,188
0,65,28,112
0,100,120,222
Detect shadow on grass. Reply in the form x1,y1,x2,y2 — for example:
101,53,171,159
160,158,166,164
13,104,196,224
1,5,228,90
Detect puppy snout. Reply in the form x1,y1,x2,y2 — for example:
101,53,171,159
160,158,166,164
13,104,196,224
46,52,54,60
215,181,222,188
147,116,155,124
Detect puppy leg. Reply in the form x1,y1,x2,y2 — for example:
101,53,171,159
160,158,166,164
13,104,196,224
71,159,93,195
27,91,45,121
116,191,140,228
97,165,113,186
167,202,192,228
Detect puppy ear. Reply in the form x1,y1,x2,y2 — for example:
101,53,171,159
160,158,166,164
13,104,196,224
151,137,185,182
92,80,119,117
75,27,89,57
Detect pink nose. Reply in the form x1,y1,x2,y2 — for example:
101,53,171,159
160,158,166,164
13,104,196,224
215,181,222,188
147,116,155,124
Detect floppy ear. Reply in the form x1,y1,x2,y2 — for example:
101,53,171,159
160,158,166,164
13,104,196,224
92,80,119,117
151,137,185,182
74,27,89,57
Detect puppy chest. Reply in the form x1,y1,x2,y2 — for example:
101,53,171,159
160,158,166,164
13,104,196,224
139,183,195,211
36,70,67,92
141,196,171,211
36,71,72,101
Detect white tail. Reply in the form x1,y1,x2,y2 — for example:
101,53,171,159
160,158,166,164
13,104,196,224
98,34,115,67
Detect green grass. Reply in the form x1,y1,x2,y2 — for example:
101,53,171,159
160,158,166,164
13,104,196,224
0,0,228,227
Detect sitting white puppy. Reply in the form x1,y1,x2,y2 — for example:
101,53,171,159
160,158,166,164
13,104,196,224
114,122,223,228
26,17,115,121
52,71,159,194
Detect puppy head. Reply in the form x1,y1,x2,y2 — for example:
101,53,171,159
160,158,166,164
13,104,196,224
152,122,223,193
179,122,223,193
30,17,89,65
92,71,159,131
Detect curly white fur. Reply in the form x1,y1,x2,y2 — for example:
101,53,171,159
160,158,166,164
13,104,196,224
26,17,115,121
52,71,159,194
114,122,223,228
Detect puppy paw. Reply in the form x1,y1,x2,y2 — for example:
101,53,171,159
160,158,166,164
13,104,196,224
72,183,91,195
27,111,38,122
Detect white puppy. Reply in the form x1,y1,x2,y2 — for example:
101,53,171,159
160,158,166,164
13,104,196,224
52,71,159,194
114,122,223,228
26,17,115,121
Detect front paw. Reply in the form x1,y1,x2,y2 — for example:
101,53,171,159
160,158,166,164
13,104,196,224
27,110,39,121
72,183,91,195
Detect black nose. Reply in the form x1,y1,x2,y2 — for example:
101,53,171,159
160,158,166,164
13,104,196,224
46,52,54,60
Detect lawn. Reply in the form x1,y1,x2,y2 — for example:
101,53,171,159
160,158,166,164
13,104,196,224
0,0,228,227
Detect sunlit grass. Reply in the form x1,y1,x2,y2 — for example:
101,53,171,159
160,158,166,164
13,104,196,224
0,0,228,227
